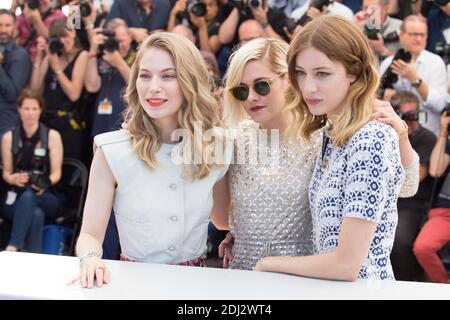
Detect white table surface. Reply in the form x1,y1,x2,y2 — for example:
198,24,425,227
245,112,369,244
1,251,449,300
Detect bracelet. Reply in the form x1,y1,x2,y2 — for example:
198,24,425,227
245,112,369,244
79,251,102,262
33,63,39,69
397,120,409,139
54,69,63,75
85,23,94,30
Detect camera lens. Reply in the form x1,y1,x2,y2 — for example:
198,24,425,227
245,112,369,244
189,2,207,17
249,0,261,7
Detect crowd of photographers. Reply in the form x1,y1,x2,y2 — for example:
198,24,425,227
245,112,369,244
0,0,450,283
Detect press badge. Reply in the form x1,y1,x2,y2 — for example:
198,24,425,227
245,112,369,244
34,148,46,157
6,191,17,205
98,98,113,115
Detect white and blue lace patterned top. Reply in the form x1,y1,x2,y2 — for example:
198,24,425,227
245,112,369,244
309,121,405,280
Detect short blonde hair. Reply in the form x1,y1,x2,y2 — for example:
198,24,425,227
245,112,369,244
223,38,289,128
123,32,222,180
285,15,380,147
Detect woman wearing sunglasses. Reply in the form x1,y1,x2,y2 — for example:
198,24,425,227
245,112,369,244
252,16,416,280
211,35,419,274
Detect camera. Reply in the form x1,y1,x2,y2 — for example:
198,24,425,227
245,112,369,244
392,99,428,125
98,29,119,53
365,25,381,41
384,31,400,44
48,37,64,56
232,0,245,10
79,0,92,18
188,0,207,17
380,48,412,91
28,154,50,190
400,111,427,123
21,0,40,11
435,42,450,65
285,14,312,33
248,0,263,8
311,0,333,10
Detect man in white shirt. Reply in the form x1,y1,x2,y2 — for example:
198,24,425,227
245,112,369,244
380,15,447,135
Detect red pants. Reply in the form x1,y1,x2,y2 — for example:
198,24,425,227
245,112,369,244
413,208,450,283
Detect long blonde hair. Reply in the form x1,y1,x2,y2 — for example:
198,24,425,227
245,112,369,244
285,16,380,147
223,38,290,128
123,32,221,180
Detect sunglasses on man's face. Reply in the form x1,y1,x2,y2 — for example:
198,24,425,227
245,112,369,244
230,73,284,101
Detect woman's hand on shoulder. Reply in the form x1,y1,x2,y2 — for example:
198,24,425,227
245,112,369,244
372,99,405,136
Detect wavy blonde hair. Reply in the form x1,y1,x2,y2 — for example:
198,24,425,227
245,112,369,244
285,16,380,147
223,38,290,128
123,32,222,180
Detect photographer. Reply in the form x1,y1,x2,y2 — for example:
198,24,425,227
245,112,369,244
105,0,172,43
413,107,450,283
426,1,450,54
30,19,88,161
380,15,447,135
354,0,402,61
389,91,437,281
0,9,32,136
1,89,63,253
238,18,265,42
15,0,65,61
85,18,136,137
218,0,287,46
168,0,222,54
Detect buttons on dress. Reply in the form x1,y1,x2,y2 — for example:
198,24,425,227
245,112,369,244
169,183,177,191
168,246,176,251
170,216,178,222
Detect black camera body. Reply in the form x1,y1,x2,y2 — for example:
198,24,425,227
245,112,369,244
285,14,312,33
384,31,400,44
400,111,425,122
435,42,450,65
365,25,381,40
80,0,92,18
25,0,40,10
188,0,207,17
381,48,412,90
28,153,50,190
392,100,428,124
98,29,119,53
48,37,64,56
311,0,333,10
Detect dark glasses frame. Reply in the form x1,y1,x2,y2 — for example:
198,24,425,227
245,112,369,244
230,73,285,101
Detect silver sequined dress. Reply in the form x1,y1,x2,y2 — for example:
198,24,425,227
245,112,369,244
228,122,319,270
227,121,419,271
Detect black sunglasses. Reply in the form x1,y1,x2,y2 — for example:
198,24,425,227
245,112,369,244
230,73,284,101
